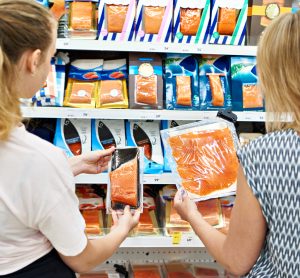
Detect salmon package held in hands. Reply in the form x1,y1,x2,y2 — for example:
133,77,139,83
173,0,211,44
230,56,264,111
164,54,200,110
97,0,136,42
199,55,231,110
66,0,98,39
135,0,173,43
161,119,239,201
209,0,248,45
107,147,143,213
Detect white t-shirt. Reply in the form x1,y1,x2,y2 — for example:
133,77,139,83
0,125,88,275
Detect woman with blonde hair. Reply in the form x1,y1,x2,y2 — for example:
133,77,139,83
0,1,139,277
174,12,300,277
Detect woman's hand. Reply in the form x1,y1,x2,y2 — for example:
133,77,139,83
173,189,199,222
68,147,115,176
111,206,141,235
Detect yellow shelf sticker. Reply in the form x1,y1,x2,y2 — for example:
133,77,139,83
172,232,182,244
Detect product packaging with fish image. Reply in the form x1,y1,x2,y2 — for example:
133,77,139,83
53,118,91,157
161,119,240,201
106,147,144,213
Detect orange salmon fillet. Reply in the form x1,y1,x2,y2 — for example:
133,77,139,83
68,142,82,156
133,265,161,278
168,127,238,196
194,266,219,277
180,8,201,36
176,76,192,106
100,80,124,104
196,199,220,226
135,75,158,105
208,74,224,106
81,210,102,235
143,6,165,34
71,2,93,30
136,208,154,232
106,4,128,33
242,84,263,108
69,82,93,104
110,156,138,207
217,8,237,35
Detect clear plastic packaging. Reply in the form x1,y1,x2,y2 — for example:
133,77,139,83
161,119,239,201
180,8,202,36
107,147,144,213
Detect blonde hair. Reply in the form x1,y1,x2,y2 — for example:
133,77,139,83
0,0,55,140
257,12,300,133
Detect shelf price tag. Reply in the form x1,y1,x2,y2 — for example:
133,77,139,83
172,232,182,245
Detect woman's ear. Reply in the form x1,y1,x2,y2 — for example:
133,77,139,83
26,49,41,75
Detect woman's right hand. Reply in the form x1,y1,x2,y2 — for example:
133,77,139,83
111,205,141,235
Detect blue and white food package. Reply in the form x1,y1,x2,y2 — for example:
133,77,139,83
91,119,126,151
54,118,91,157
126,120,164,174
199,55,231,110
164,54,200,110
209,0,248,45
97,0,136,42
135,0,173,43
230,56,263,111
173,0,210,44
161,119,239,201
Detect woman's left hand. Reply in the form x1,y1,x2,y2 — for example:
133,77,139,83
69,147,115,176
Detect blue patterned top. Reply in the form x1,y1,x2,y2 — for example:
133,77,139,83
237,129,300,277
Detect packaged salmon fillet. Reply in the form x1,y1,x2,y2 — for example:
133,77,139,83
180,8,202,36
67,0,98,39
165,263,196,278
136,0,173,43
54,118,91,157
242,84,263,108
207,74,225,107
218,196,235,235
165,54,200,110
143,6,165,34
173,0,210,44
135,75,158,105
131,264,163,278
96,59,129,109
217,7,238,36
199,55,231,111
129,53,163,109
81,209,104,235
161,119,239,201
50,0,66,21
191,262,224,277
106,4,128,33
209,0,248,45
107,147,143,212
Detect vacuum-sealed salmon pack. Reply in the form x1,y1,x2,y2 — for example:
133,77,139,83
129,53,163,109
209,0,248,45
53,118,91,157
64,59,103,108
199,55,231,111
97,0,136,42
96,59,129,108
66,0,98,39
91,119,126,151
126,120,164,174
162,120,198,172
164,54,200,110
130,263,164,278
135,0,173,43
231,56,264,111
173,0,211,44
161,119,239,201
107,147,143,213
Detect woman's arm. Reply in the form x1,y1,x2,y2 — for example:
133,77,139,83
68,147,115,176
174,165,267,276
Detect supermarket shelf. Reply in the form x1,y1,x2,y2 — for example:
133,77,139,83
56,39,257,56
75,173,175,184
21,107,266,122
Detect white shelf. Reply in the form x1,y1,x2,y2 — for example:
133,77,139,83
21,107,266,122
75,173,174,184
57,39,257,56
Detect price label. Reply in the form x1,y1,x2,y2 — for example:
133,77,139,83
172,232,182,245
